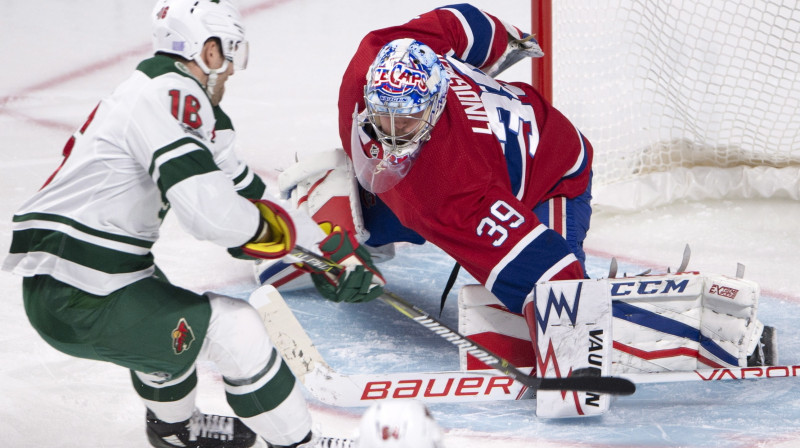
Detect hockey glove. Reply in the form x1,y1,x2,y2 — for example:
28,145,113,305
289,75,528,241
307,224,385,303
484,33,544,77
242,200,297,260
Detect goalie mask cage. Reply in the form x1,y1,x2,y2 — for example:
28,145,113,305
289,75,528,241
531,0,800,211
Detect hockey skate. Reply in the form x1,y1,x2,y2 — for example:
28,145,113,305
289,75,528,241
146,408,258,448
747,326,778,367
266,432,353,448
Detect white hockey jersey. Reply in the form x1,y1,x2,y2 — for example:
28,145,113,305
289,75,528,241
3,55,267,295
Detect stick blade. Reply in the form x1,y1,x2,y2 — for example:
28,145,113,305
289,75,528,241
250,285,328,383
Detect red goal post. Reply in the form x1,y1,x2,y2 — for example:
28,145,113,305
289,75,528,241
531,0,800,211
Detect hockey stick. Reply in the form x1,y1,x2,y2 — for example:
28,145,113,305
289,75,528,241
251,283,536,405
621,365,800,384
286,245,636,396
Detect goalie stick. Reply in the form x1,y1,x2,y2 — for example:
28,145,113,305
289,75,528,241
283,245,636,396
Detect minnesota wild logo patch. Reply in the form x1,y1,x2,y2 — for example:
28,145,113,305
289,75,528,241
171,318,195,355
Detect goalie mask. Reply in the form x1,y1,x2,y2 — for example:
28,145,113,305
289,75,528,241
353,39,449,193
152,0,248,94
355,401,444,448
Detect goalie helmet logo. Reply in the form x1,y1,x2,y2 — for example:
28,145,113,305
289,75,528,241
363,38,449,158
172,318,195,354
371,59,430,100
369,143,380,158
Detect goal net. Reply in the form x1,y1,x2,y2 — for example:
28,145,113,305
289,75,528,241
534,0,800,211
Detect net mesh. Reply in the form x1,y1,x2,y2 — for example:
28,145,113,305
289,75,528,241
550,0,800,188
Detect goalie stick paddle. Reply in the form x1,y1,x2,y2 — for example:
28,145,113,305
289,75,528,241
287,245,636,396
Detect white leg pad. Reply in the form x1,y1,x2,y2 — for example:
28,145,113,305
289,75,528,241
610,273,762,372
701,274,762,365
528,279,614,418
610,275,706,372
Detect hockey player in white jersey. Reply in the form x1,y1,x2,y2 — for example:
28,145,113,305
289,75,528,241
1,0,383,447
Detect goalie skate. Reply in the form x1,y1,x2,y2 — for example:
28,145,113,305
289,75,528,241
747,325,778,366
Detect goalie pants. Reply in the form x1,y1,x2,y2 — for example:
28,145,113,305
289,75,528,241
532,178,593,270
21,274,311,446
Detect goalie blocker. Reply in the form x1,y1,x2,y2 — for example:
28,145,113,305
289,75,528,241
458,272,777,418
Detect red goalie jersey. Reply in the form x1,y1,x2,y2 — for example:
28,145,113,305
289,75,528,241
338,4,593,314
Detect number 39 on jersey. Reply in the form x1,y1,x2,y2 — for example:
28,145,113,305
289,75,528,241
476,200,525,247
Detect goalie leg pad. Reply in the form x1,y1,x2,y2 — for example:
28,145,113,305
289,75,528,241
611,273,763,371
525,279,614,418
458,285,534,371
255,259,314,291
700,274,763,365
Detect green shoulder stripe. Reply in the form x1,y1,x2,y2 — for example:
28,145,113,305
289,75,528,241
137,54,195,81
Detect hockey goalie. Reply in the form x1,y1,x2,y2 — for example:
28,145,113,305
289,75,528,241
254,3,779,418
256,146,779,419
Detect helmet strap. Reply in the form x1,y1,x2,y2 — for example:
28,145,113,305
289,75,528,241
194,56,229,99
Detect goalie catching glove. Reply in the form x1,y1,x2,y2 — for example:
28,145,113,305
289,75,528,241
305,223,385,303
